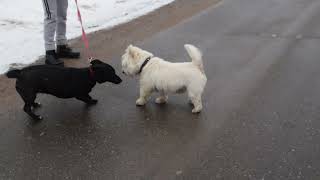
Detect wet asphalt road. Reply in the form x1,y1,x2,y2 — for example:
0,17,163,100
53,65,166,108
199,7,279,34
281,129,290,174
2,0,320,179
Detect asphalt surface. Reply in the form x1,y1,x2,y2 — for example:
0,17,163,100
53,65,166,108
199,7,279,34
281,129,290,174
1,0,320,179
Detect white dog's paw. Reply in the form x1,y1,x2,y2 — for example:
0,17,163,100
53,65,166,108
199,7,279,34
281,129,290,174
192,108,202,113
155,96,168,104
136,98,147,106
192,105,202,113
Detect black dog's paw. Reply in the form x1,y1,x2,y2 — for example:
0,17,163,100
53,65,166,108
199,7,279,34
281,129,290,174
34,115,43,121
29,113,43,121
24,106,43,121
87,99,98,105
32,102,41,108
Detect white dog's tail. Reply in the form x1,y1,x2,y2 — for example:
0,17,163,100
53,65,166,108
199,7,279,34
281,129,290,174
184,44,204,73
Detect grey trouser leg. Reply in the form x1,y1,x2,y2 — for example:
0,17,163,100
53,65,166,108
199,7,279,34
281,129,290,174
56,0,68,46
42,0,68,51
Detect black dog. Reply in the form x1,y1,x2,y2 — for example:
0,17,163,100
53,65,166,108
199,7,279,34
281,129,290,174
6,59,122,121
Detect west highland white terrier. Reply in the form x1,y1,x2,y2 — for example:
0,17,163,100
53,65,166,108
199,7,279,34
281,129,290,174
121,44,207,113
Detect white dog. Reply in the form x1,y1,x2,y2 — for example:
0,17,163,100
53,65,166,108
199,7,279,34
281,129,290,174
121,44,207,113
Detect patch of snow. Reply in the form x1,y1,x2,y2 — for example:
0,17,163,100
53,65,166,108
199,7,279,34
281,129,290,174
0,0,174,74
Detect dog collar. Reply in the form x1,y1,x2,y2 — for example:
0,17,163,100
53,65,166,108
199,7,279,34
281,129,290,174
89,66,95,79
138,56,152,74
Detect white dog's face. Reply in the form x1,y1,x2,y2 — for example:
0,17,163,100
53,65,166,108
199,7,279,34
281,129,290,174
121,45,153,76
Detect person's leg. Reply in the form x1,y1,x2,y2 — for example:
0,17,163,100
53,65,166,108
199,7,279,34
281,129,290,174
42,0,56,51
55,0,67,46
42,0,63,65
56,0,80,59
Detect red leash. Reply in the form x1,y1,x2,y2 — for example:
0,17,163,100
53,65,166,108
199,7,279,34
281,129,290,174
74,0,93,62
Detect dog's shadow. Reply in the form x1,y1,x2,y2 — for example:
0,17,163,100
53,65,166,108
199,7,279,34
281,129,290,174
25,97,98,132
23,100,105,157
135,97,202,132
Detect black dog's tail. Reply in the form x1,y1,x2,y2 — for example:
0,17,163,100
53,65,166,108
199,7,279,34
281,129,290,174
6,69,21,79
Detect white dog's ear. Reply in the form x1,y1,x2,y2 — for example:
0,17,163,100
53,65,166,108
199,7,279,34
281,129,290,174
126,44,133,52
128,45,139,59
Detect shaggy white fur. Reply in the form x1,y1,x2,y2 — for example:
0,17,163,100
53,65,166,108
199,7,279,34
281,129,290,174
121,44,207,113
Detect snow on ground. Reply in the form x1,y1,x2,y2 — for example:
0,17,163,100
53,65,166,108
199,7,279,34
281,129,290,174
0,0,174,74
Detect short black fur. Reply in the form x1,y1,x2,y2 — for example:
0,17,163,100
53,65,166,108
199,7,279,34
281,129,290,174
6,59,122,121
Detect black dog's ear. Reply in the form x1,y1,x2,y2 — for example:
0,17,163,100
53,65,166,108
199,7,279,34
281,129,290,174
90,59,104,65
